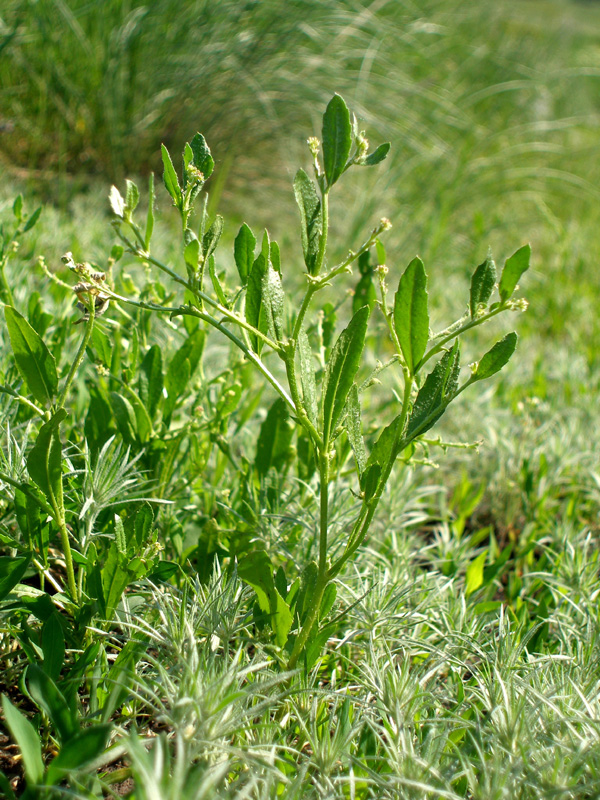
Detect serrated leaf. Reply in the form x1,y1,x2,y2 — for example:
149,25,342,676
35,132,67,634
393,257,429,375
1,696,44,785
499,244,530,301
238,551,292,647
161,144,182,207
407,341,460,439
234,223,256,285
293,169,322,275
255,398,295,478
189,132,214,179
470,255,497,317
473,332,518,381
27,408,67,510
363,142,391,166
298,328,318,424
322,94,352,188
321,305,370,445
109,185,125,218
4,305,58,405
343,383,366,475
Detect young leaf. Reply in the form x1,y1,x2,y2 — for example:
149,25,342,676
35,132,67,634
237,551,293,647
27,408,67,510
499,244,530,302
473,332,518,381
322,94,352,188
124,179,140,216
363,142,391,166
4,305,58,405
393,257,429,375
407,341,460,439
109,185,125,218
234,223,256,285
202,214,224,261
321,305,370,445
293,169,322,275
1,696,44,785
255,398,295,478
189,132,214,180
343,383,366,475
470,255,497,317
161,144,182,208
298,328,318,424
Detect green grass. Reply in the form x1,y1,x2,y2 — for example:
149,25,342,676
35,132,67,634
1,0,600,797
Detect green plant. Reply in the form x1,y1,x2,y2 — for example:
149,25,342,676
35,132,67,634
98,93,529,669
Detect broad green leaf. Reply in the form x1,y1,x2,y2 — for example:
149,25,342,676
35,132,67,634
406,341,460,439
139,345,163,421
393,257,429,375
234,223,256,285
363,142,391,166
46,724,112,785
322,94,352,188
1,696,44,785
4,305,58,405
164,330,205,418
13,194,23,218
134,503,154,549
41,612,65,682
321,306,370,445
298,328,318,424
124,179,139,216
363,415,402,500
101,543,146,620
255,399,295,478
319,582,337,621
470,255,497,317
183,235,200,272
27,664,78,743
466,550,488,596
0,554,30,601
270,239,281,273
124,385,152,443
293,169,322,275
473,332,518,381
238,551,293,647
189,132,214,179
88,326,112,367
499,244,530,301
109,392,137,444
343,383,366,475
262,262,285,342
27,408,67,510
295,560,318,624
161,144,182,207
108,185,125,218
202,214,223,261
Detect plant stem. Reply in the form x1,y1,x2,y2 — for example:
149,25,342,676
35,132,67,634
58,292,96,407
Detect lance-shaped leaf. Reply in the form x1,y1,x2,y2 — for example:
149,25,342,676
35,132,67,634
255,398,295,478
322,94,352,188
246,253,284,350
298,328,318,424
343,383,366,476
393,257,429,375
161,144,182,207
139,344,163,422
363,142,391,166
4,305,58,405
234,223,256,285
1,696,44,785
27,408,67,511
0,554,31,601
472,332,518,382
293,169,322,275
46,725,112,785
237,551,293,647
27,664,78,744
321,305,370,445
470,255,497,317
362,414,403,500
407,340,461,439
499,244,530,302
202,214,223,261
262,262,285,343
246,253,267,353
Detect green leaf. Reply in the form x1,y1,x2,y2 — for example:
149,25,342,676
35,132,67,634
238,551,292,647
139,345,163,422
343,383,366,475
1,696,44,785
363,142,391,166
363,415,402,499
322,94,352,188
321,305,370,445
188,132,214,180
234,223,256,285
109,392,138,444
163,330,205,419
262,262,285,343
46,724,112,785
202,215,223,261
27,664,78,744
245,254,267,353
23,206,42,233
470,255,497,317
101,543,146,620
125,179,140,216
293,169,322,275
184,235,200,273
41,612,65,682
407,341,460,439
108,185,125,218
134,503,154,549
319,581,337,621
466,550,488,596
473,332,518,382
499,244,530,302
4,305,58,405
145,173,155,249
27,408,67,510
255,399,295,478
0,554,30,601
161,144,182,207
88,326,112,367
13,194,23,219
393,257,429,375
298,328,318,424
209,256,229,307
